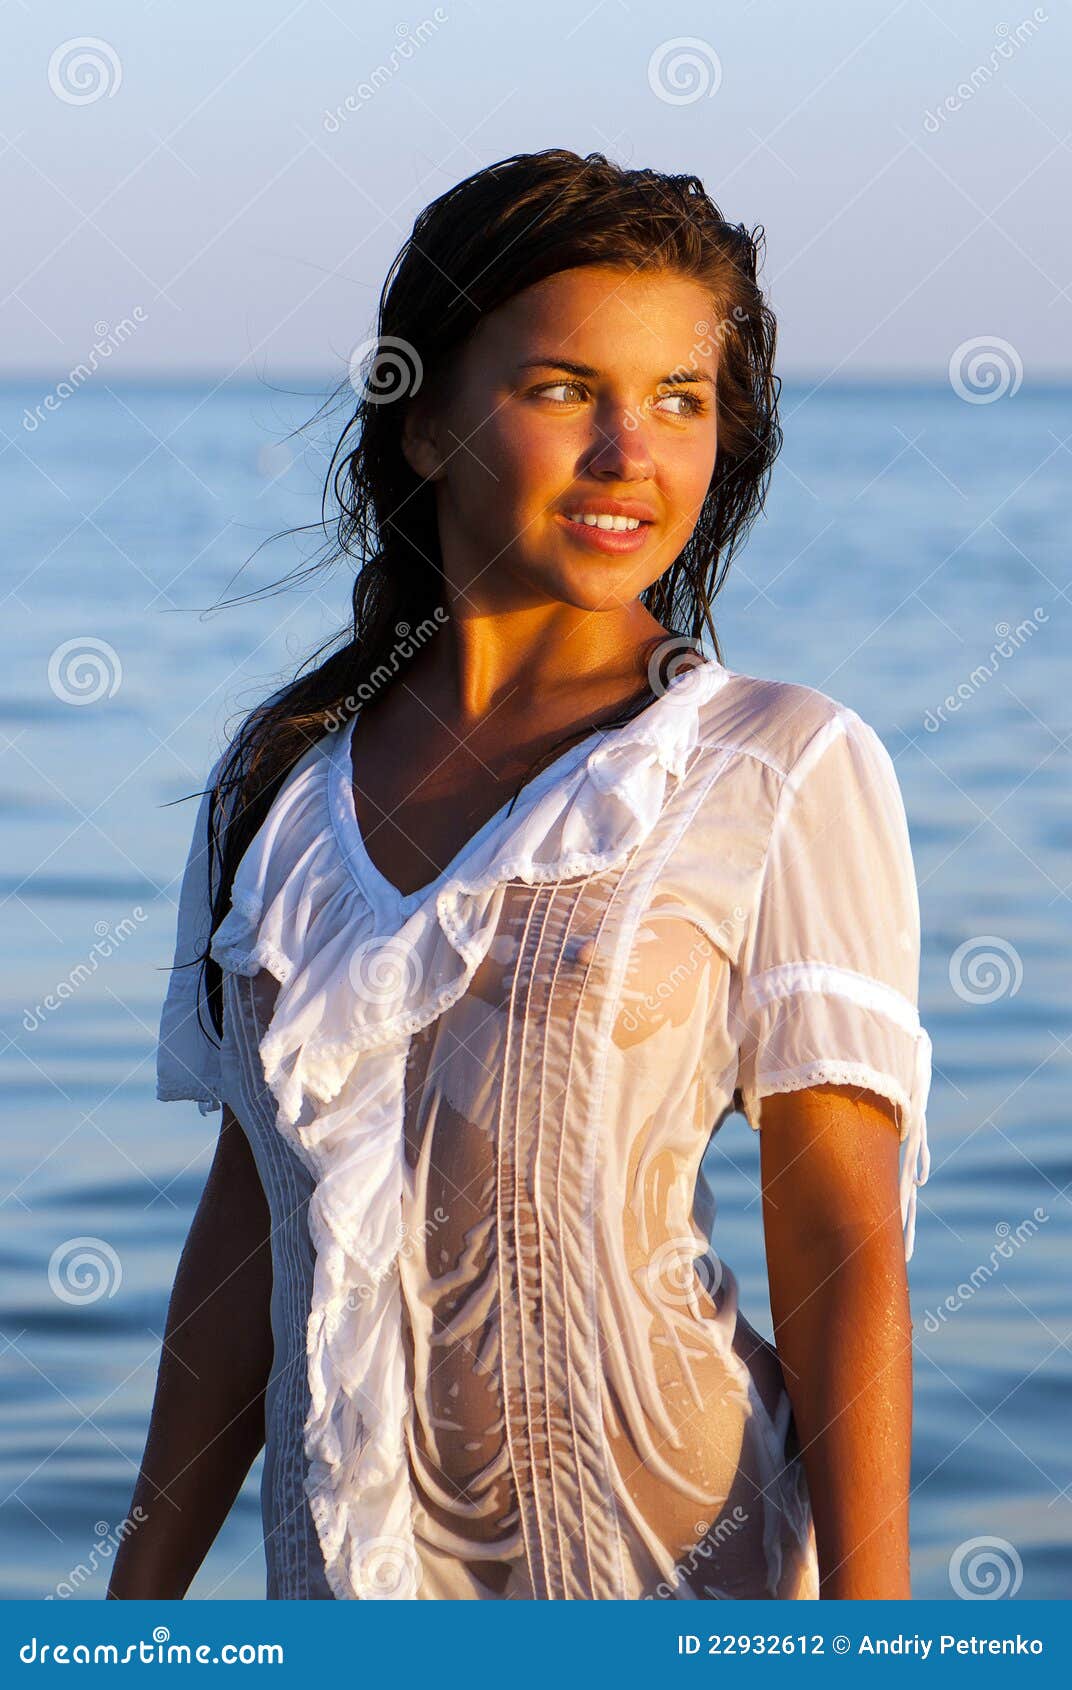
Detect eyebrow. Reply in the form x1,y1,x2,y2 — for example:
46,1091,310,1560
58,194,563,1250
517,357,715,387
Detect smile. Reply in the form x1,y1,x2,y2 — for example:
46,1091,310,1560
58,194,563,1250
565,513,644,532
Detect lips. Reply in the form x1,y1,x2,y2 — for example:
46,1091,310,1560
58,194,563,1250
558,497,657,524
564,513,646,532
553,510,654,553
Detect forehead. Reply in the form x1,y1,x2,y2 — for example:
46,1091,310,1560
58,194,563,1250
471,266,718,376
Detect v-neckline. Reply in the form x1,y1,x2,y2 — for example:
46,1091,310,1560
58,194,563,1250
326,656,724,922
329,711,611,922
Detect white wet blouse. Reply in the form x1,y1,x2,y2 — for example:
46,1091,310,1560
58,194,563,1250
156,655,932,1601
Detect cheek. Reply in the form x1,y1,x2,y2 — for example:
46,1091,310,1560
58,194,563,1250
476,412,579,520
645,442,713,547
659,432,718,526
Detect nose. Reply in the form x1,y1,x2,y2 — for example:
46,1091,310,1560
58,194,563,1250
584,406,656,482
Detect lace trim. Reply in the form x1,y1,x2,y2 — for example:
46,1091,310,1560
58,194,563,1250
741,1042,932,1262
211,933,295,985
741,1060,911,1135
155,1078,222,1111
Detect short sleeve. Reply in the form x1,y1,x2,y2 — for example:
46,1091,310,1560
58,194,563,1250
732,707,932,1257
155,751,228,1114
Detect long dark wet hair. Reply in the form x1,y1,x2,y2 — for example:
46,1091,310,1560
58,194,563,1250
189,146,783,1040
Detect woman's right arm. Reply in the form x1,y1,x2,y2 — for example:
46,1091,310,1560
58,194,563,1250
107,1104,275,1598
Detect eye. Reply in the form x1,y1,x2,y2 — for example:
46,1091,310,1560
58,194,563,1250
536,380,588,403
534,380,707,417
655,390,707,417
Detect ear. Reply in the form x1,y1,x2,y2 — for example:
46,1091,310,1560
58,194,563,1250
400,391,446,482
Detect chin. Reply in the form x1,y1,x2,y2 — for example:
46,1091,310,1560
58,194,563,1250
545,578,643,615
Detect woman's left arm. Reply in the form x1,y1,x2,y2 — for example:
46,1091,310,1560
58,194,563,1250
760,1080,913,1601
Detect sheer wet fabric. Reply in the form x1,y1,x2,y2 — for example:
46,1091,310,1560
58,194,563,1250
157,657,931,1600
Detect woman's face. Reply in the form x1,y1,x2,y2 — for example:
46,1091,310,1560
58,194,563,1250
404,265,720,618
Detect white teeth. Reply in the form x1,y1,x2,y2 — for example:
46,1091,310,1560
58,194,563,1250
566,512,642,531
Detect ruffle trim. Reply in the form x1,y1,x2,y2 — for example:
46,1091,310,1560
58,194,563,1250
207,656,730,1599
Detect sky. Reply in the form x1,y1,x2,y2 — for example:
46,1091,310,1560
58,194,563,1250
1,0,1069,382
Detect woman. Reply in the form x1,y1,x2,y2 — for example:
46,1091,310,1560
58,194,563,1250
109,148,931,1602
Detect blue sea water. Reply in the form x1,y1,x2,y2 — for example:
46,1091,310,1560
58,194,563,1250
1,375,1068,1600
